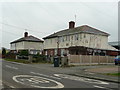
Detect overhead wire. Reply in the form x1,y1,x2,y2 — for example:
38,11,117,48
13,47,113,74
0,22,49,34
1,3,49,34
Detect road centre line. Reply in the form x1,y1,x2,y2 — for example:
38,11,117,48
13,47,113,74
10,86,15,88
5,65,18,70
93,85,113,90
30,72,61,80
94,85,106,88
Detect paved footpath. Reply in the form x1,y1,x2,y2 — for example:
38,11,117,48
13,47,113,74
27,64,120,89
29,63,120,83
74,65,120,84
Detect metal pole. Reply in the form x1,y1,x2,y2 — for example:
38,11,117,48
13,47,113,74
57,37,59,56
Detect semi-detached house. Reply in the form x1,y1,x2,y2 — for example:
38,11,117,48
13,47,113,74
43,21,117,56
10,32,44,54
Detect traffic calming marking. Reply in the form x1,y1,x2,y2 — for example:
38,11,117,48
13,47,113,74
54,74,109,85
13,75,64,88
30,72,61,80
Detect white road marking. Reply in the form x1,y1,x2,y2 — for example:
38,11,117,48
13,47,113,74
94,85,106,88
4,60,27,65
5,65,18,70
30,72,61,80
11,61,28,65
30,78,50,83
54,74,109,85
94,85,114,90
87,72,94,75
10,86,15,88
13,75,64,88
93,85,113,90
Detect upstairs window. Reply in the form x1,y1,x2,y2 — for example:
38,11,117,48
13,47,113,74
62,36,64,42
66,36,67,41
80,34,82,40
84,34,86,38
75,34,79,40
71,35,73,40
68,36,70,41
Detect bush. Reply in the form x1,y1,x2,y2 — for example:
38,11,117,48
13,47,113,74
2,48,6,56
5,52,16,59
32,55,47,63
19,50,29,56
2,48,6,58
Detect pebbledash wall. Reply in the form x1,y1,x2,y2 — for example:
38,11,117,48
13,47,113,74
44,33,116,56
11,41,43,54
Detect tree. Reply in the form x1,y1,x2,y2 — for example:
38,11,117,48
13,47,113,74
2,48,6,55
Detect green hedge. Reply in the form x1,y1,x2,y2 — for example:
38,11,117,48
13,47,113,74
32,55,47,63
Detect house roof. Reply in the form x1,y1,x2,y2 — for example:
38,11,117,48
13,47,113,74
43,25,110,39
10,35,44,44
109,41,120,46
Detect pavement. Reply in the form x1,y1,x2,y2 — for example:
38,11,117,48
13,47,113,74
29,63,120,84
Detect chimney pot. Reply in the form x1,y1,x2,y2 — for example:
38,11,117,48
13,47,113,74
69,21,75,29
24,32,28,37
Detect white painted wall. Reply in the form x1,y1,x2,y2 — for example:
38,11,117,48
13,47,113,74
10,41,43,51
11,42,24,50
24,41,43,50
44,33,116,50
44,38,57,49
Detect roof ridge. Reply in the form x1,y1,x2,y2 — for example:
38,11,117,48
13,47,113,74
10,35,43,44
43,25,109,39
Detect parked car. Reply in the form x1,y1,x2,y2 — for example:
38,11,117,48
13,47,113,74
114,55,120,65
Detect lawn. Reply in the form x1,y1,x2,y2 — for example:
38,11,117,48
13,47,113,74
4,58,52,64
4,58,31,64
106,73,120,76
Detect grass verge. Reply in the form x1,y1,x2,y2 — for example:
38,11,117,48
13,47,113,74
4,58,30,64
106,73,120,76
4,58,52,64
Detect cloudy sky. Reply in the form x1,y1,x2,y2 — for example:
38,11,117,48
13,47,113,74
0,0,118,49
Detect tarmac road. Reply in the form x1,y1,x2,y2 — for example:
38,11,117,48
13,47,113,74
1,59,119,89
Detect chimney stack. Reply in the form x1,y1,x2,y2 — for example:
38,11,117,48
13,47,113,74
69,21,75,29
24,32,28,37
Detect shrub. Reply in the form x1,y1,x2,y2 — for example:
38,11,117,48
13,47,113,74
5,52,16,59
32,55,47,63
19,50,29,56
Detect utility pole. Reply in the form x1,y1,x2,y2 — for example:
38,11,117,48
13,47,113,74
57,37,59,56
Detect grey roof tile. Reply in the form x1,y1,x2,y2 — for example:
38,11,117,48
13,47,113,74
43,25,109,39
10,35,43,44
